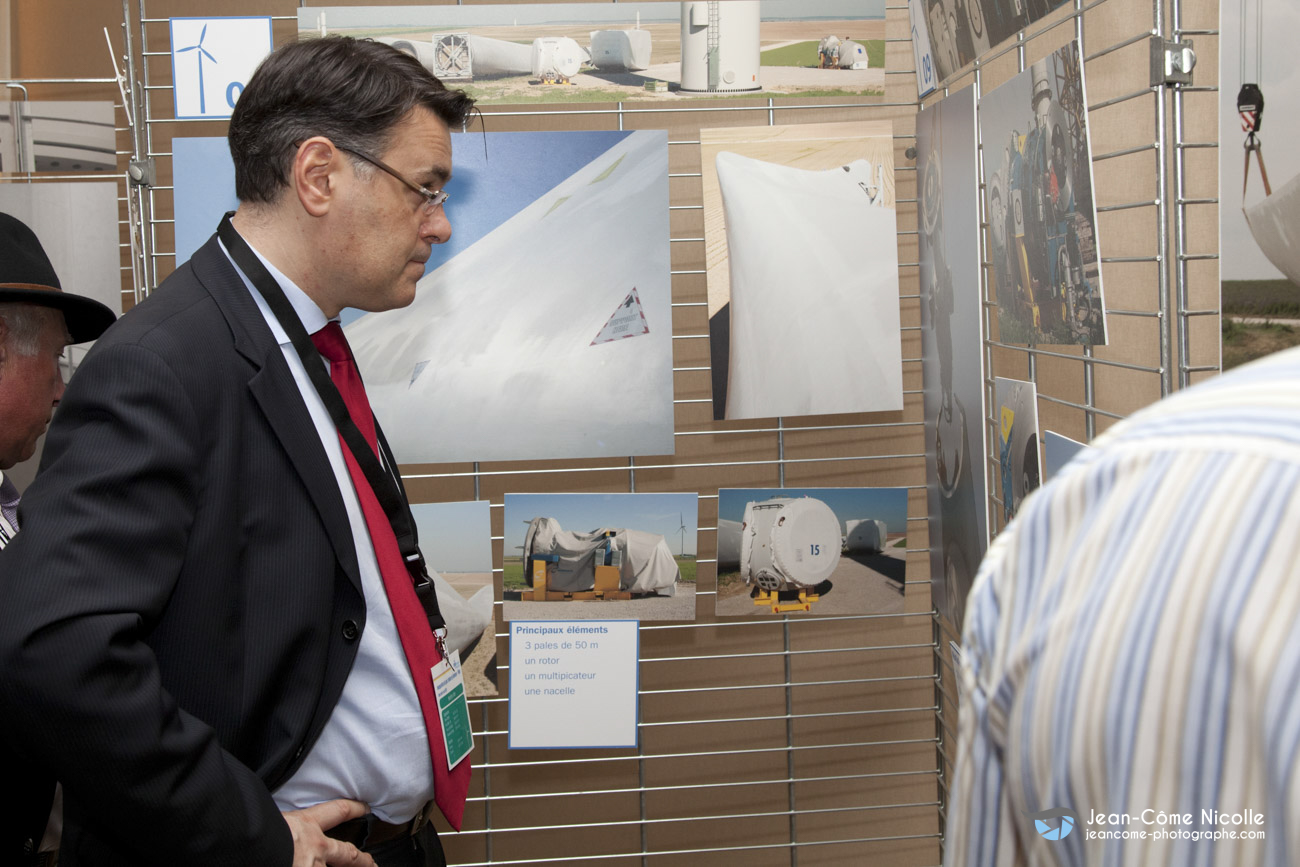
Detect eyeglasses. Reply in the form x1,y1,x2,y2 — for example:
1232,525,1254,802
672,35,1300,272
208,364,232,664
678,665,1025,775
337,145,449,214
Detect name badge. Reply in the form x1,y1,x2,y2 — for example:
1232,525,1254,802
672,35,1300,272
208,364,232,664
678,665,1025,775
431,650,473,769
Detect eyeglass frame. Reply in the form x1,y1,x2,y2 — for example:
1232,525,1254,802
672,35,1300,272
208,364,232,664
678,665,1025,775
335,145,450,213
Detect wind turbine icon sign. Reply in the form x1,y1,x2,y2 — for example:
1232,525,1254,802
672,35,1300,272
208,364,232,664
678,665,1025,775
176,24,217,114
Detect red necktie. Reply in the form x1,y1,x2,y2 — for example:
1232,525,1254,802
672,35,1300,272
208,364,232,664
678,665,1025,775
311,321,471,831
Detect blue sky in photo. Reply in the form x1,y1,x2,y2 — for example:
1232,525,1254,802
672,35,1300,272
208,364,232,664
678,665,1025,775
410,500,493,572
172,130,630,319
503,492,698,556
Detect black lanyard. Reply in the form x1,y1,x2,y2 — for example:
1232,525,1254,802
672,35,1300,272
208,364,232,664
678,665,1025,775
218,214,444,630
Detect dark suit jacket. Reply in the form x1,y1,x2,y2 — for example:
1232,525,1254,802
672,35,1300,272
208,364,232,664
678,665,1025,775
1,747,54,865
0,532,57,867
0,235,370,866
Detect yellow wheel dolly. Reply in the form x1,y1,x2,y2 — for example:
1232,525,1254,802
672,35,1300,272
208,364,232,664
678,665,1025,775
751,580,833,614
527,533,633,602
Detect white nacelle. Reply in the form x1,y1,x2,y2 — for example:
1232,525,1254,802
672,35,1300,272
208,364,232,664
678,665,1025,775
839,40,869,70
590,29,652,71
740,497,841,590
845,518,887,554
532,36,589,80
717,518,742,570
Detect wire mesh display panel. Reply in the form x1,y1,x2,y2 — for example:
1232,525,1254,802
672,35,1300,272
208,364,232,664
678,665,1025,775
921,0,1219,856
105,0,1218,863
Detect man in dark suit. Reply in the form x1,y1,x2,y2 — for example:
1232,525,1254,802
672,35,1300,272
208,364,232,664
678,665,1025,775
0,213,116,866
0,37,474,867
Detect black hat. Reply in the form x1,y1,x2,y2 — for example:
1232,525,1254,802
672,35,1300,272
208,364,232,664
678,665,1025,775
0,212,117,343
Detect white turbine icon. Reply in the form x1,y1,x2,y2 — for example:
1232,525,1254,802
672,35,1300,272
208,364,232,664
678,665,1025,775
676,513,687,557
177,24,217,115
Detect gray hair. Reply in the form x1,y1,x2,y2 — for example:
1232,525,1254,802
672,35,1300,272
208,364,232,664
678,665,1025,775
0,303,64,356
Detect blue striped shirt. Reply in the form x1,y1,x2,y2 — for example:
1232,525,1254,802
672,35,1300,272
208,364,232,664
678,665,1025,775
946,345,1300,866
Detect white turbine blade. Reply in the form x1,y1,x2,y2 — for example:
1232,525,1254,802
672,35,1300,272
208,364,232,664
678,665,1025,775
345,131,672,464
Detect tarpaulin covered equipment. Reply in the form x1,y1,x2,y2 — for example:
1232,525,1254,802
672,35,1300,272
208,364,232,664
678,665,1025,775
522,517,679,596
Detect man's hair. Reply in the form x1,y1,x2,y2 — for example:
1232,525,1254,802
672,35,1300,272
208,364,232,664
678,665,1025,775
228,36,476,204
0,303,63,357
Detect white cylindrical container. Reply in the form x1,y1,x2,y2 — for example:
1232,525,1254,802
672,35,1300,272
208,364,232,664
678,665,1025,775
716,518,742,570
769,498,841,586
590,29,652,71
679,1,761,93
739,497,841,589
532,36,587,80
845,518,887,554
838,39,869,69
387,39,437,69
740,499,780,589
466,34,533,77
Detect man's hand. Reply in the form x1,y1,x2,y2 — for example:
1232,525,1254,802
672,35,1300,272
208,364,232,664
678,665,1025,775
283,799,377,867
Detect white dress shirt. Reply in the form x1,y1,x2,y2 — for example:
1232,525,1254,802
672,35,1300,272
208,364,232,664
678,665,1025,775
221,238,434,824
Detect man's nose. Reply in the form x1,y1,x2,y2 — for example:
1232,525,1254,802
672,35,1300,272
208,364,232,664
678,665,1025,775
422,206,451,245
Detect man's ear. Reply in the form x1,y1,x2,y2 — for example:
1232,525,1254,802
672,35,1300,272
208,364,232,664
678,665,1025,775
292,138,340,218
0,318,9,367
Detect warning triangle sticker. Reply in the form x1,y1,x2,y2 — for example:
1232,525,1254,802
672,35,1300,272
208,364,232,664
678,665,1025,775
409,360,430,388
590,288,650,346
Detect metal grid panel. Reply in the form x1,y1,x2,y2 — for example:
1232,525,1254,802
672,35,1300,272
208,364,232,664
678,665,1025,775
114,0,1218,863
1170,0,1221,386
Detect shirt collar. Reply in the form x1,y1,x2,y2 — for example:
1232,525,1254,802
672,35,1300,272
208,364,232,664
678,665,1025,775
218,232,331,345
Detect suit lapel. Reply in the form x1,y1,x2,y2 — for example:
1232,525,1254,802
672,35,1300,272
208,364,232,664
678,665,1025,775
188,235,364,594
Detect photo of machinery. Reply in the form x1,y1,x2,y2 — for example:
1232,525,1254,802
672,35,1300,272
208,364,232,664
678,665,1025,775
994,376,1041,524
298,2,884,104
980,40,1107,346
916,0,1071,83
502,493,698,622
918,87,987,634
716,487,907,616
700,121,903,421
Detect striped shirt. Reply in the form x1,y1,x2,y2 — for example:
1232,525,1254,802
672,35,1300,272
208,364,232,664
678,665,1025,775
946,345,1300,867
0,471,19,546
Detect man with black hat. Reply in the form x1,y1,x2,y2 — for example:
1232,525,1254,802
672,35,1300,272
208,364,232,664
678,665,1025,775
0,213,116,522
0,211,115,865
